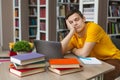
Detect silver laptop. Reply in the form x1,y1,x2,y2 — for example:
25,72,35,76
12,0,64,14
34,40,64,61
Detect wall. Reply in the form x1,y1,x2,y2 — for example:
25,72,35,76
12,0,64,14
98,0,107,31
1,0,13,50
0,0,2,48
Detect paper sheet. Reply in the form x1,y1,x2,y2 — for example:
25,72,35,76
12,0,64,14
78,57,102,64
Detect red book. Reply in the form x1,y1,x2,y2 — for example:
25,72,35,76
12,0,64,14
49,58,81,68
40,0,46,5
48,66,83,75
9,66,45,77
40,8,46,18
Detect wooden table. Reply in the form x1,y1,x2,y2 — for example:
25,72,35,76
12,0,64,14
0,54,115,80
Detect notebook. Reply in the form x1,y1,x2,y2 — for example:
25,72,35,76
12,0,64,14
78,57,102,64
34,40,64,61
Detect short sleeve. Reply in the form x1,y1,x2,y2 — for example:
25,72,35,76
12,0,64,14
68,37,74,49
68,34,83,49
86,23,104,43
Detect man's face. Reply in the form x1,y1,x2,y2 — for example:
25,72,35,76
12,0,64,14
67,13,85,33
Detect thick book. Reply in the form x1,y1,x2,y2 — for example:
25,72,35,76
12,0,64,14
49,58,80,68
48,66,83,75
13,60,46,69
10,52,45,65
9,66,45,77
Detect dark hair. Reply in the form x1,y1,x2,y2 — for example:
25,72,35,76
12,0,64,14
65,9,84,20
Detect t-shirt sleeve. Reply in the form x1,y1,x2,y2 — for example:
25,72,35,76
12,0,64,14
86,23,103,43
68,37,75,49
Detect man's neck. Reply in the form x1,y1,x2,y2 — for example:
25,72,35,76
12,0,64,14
78,25,86,38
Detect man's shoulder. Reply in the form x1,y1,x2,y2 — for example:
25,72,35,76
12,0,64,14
86,22,102,31
86,22,99,27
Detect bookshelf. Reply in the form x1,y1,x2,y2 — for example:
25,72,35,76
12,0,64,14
13,0,56,42
56,0,79,41
80,0,98,23
28,0,37,42
107,0,120,38
36,0,56,41
12,0,109,43
13,0,29,42
56,0,107,41
79,0,107,28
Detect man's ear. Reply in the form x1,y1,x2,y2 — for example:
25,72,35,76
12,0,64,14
83,16,86,22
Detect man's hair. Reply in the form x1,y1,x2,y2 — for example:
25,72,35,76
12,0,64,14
65,9,84,20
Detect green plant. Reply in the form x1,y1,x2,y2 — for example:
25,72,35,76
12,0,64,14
13,40,32,52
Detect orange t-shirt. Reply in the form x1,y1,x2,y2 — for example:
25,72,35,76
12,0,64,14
68,22,120,60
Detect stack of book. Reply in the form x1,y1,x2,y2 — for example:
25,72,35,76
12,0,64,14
9,52,46,77
48,58,83,75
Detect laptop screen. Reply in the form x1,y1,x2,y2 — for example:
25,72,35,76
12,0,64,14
34,40,64,61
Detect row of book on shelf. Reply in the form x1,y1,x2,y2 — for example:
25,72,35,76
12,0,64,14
59,4,79,16
9,52,83,77
29,7,37,16
29,27,37,36
107,21,120,34
108,1,120,17
57,31,69,41
14,0,19,7
29,18,37,25
40,8,46,18
109,5,120,17
15,19,19,27
29,0,37,5
83,7,94,21
40,33,46,40
15,9,19,17
15,29,19,38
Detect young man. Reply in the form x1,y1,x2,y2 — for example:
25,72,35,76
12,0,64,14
61,9,120,80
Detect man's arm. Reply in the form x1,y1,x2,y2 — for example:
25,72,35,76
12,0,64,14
72,42,96,57
61,30,74,54
61,20,75,54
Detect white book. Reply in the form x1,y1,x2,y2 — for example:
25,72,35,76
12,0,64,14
78,57,102,64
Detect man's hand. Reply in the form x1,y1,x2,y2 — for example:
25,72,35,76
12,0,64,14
66,20,75,32
72,48,82,56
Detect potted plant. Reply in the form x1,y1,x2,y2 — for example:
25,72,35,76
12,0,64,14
11,40,34,54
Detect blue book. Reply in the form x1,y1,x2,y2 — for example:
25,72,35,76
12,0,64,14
10,52,45,65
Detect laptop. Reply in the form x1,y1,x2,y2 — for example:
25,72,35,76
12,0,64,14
34,40,64,61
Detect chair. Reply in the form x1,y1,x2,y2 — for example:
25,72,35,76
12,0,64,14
110,37,120,80
111,37,120,49
107,37,120,80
